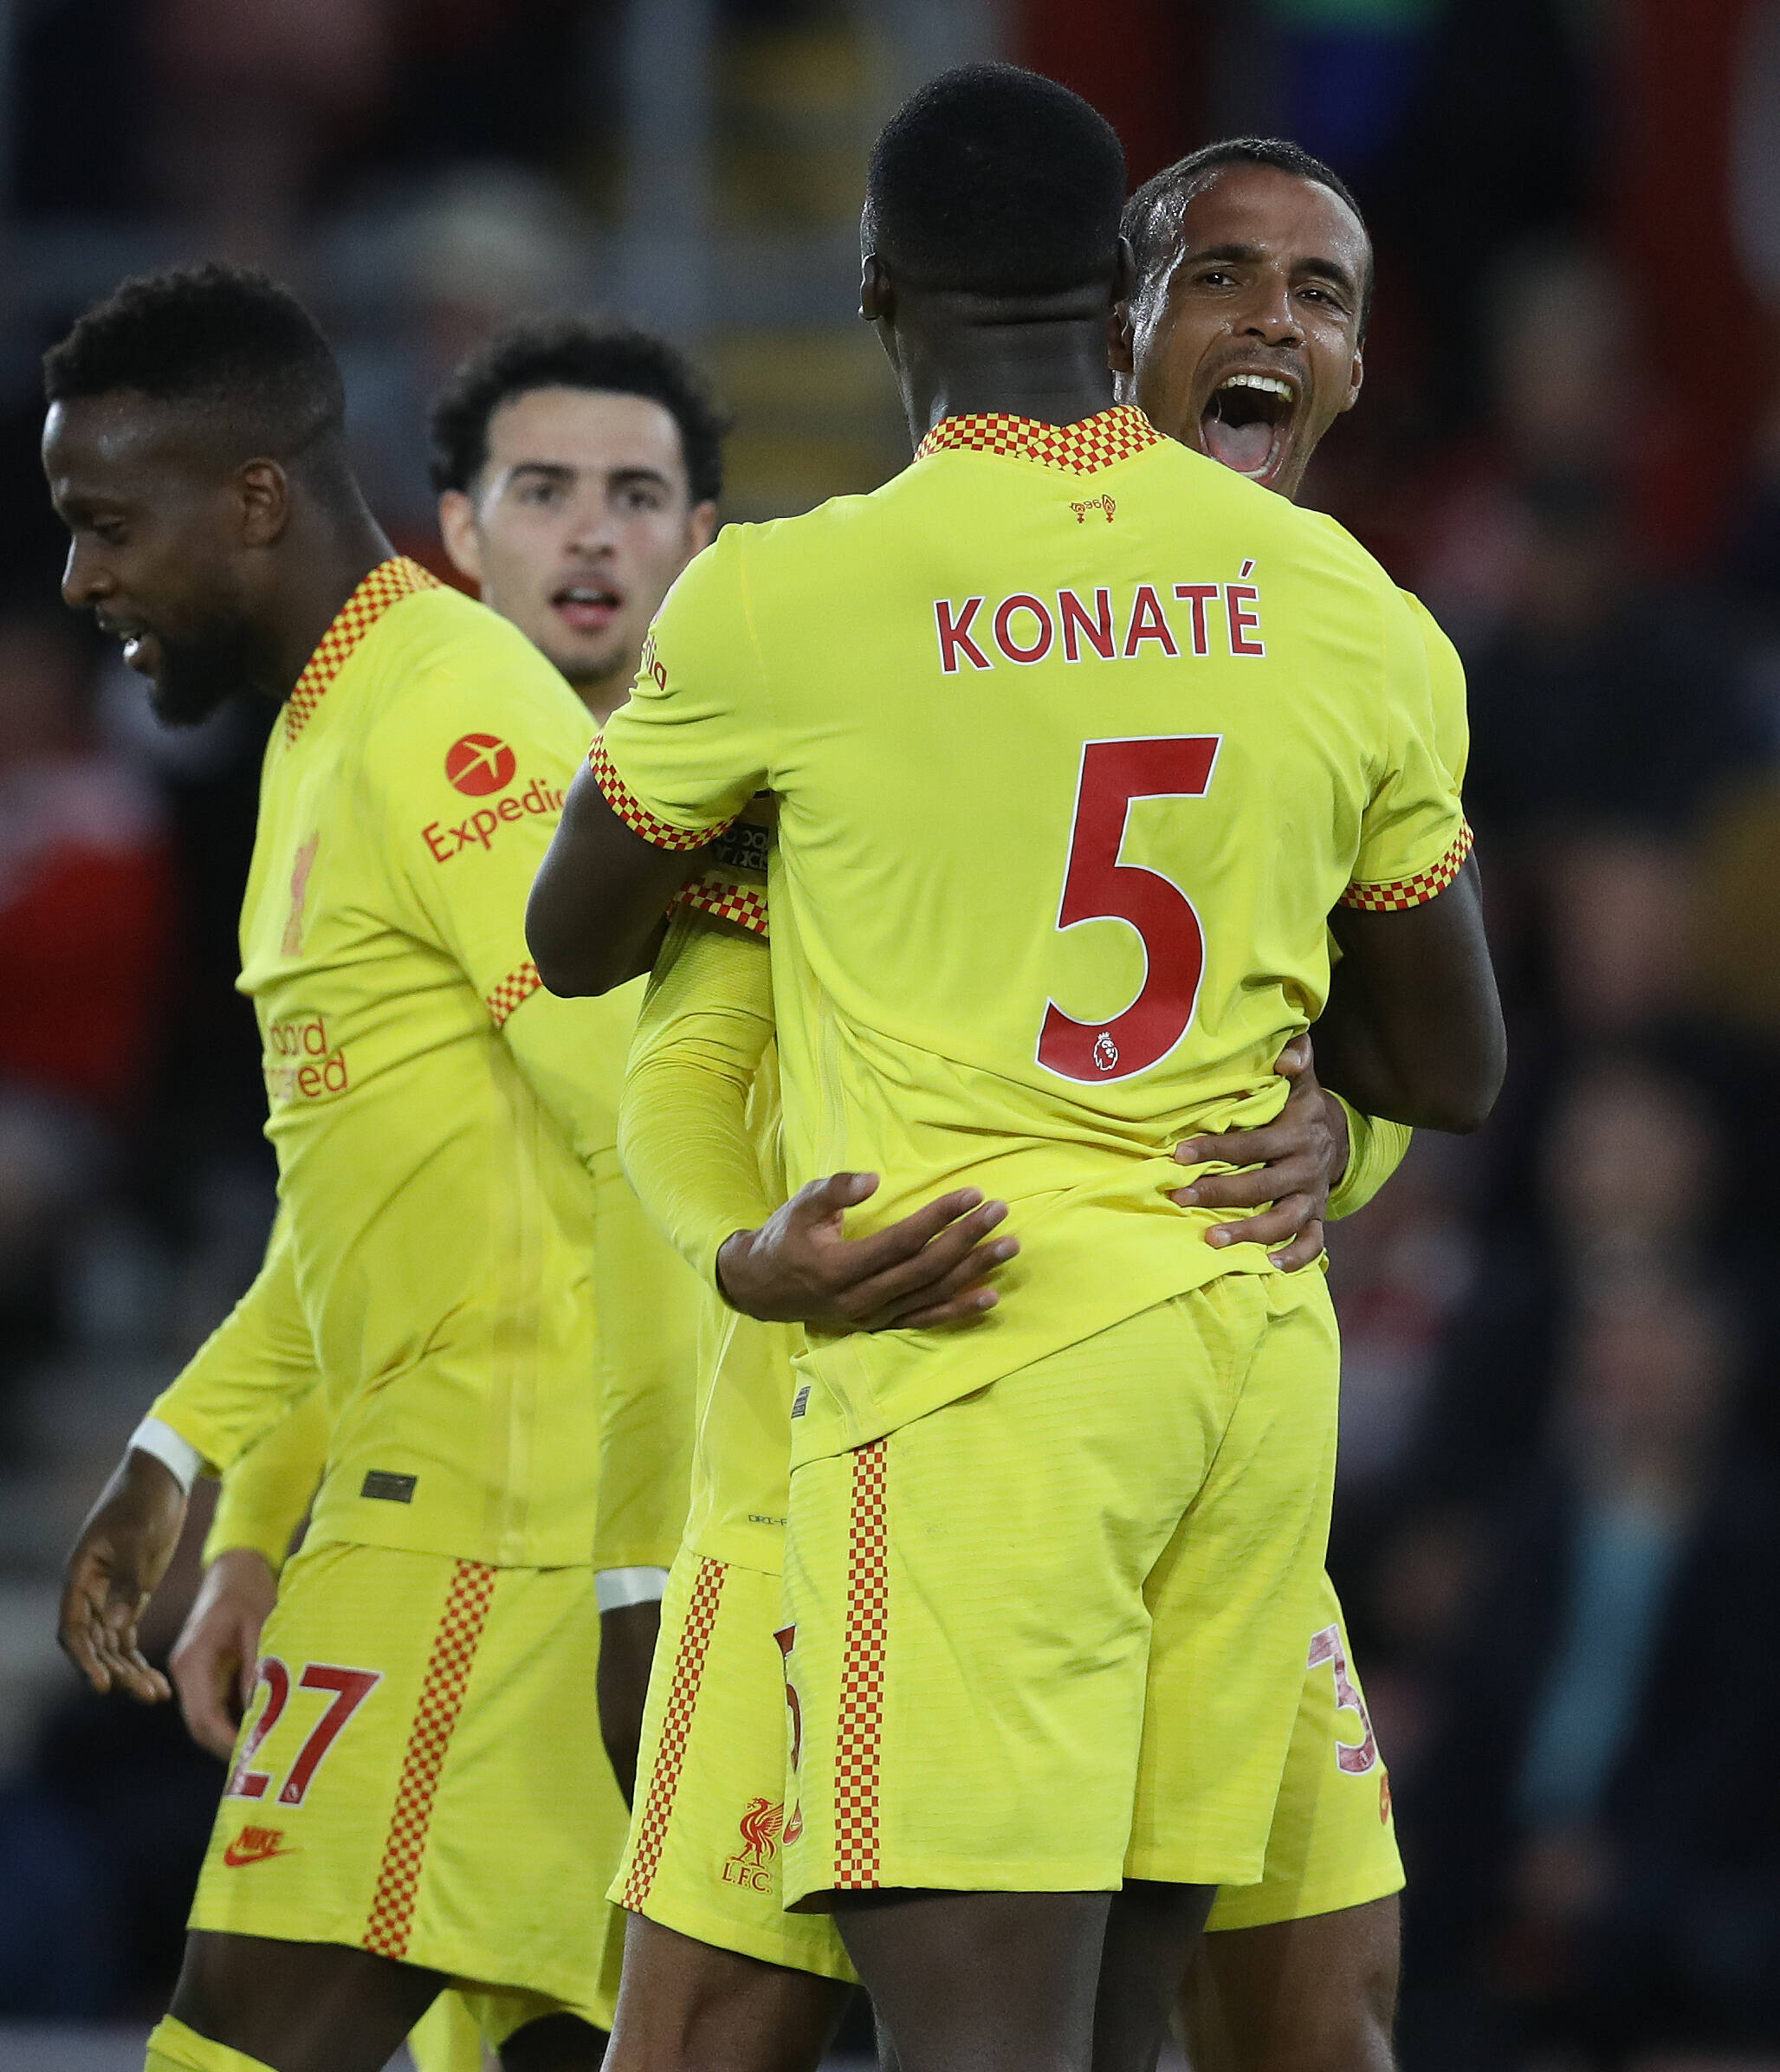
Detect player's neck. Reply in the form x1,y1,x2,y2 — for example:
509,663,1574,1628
892,313,1120,446
263,500,398,703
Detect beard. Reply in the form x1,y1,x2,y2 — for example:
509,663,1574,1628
145,612,271,728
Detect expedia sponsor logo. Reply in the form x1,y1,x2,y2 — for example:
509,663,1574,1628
263,1013,349,1104
444,733,517,796
423,775,566,864
223,1823,295,1868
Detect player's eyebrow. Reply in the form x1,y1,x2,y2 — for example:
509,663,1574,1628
605,465,676,495
1186,242,1361,303
502,461,577,489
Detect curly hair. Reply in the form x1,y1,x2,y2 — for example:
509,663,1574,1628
429,320,728,504
43,262,346,456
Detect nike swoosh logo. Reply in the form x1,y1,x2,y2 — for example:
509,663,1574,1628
223,1838,296,1867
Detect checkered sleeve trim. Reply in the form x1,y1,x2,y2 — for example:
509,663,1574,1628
914,405,1162,475
621,1557,728,1910
832,1440,888,1889
361,1559,496,1959
587,736,735,853
1338,822,1473,913
674,877,770,940
486,960,545,1028
284,558,439,744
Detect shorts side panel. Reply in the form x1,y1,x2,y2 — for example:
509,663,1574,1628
191,1542,627,2022
614,1546,853,1982
1205,1574,1403,1932
1129,1272,1341,1887
781,1279,1337,1905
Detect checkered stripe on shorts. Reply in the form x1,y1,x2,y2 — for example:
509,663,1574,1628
587,736,735,852
621,1557,728,1909
486,959,544,1027
833,1439,889,1888
284,558,438,744
360,1558,496,1959
1338,822,1474,913
914,405,1161,475
674,876,770,939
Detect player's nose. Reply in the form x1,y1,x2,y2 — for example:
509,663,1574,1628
61,537,110,608
1240,280,1301,346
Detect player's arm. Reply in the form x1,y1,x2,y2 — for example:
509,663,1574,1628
59,1209,316,1704
1314,589,1501,1133
529,532,772,999
1317,854,1503,1131
170,1388,327,1758
622,905,1019,1333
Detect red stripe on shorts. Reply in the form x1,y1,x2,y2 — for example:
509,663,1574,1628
361,1559,496,1959
833,1440,889,1887
621,1557,728,1909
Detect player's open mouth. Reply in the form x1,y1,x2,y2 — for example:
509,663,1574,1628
1200,372,1298,486
99,616,160,677
552,582,622,634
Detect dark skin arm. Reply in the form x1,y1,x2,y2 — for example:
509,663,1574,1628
59,1448,188,1703
1313,857,1505,1133
598,1600,662,1805
528,765,707,997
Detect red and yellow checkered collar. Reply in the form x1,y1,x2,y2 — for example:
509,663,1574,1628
914,405,1161,476
283,556,440,744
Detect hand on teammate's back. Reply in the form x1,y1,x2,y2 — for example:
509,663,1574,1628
716,1172,1019,1333
170,1548,278,1759
1169,1036,1349,1272
57,1447,187,1704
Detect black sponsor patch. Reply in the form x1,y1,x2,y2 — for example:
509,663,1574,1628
790,1385,810,1420
710,819,770,876
360,1470,417,1504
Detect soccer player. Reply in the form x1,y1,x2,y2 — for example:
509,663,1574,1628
42,269,689,2072
589,137,1457,2072
171,319,728,1798
1110,138,1470,2071
529,62,1503,2072
154,319,728,2072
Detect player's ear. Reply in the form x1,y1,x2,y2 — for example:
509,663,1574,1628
437,491,483,585
1342,344,1364,415
237,459,291,548
687,500,718,556
1108,300,1135,378
859,254,893,326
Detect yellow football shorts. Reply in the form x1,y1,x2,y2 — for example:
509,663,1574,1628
612,1550,855,1981
780,1272,1339,1903
1202,1569,1402,1930
190,1540,627,2028
616,1556,1397,1973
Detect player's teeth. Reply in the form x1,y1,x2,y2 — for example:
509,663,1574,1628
1220,374,1295,400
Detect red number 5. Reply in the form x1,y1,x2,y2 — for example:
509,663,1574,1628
1038,736,1220,1083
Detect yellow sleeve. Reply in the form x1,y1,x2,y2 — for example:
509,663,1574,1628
203,1386,327,1571
149,1208,319,1473
1324,1093,1413,1221
1342,586,1472,910
594,529,773,846
1400,587,1470,792
589,1142,698,1573
619,903,777,1285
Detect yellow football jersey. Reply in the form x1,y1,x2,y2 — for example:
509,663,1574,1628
153,560,696,1569
596,407,1468,1464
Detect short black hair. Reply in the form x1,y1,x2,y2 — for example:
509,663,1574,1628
428,320,728,505
1123,139,1373,335
42,262,346,457
864,63,1126,298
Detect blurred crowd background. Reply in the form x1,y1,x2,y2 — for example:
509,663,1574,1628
0,1,1777,2067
